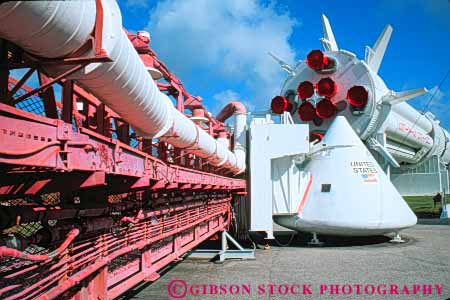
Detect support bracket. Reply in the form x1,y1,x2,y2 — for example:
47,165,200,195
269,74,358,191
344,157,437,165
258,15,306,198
185,231,255,263
308,232,324,246
389,233,405,243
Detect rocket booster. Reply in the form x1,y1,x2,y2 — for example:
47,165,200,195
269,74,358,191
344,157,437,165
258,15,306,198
270,15,450,168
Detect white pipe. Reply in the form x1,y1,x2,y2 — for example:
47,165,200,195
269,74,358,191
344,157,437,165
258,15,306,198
217,136,230,150
0,1,96,58
234,113,247,172
216,102,247,173
0,0,245,174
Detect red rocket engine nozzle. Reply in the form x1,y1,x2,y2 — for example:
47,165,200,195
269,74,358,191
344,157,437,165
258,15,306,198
310,132,324,143
347,85,369,108
297,81,315,100
306,49,329,71
317,77,337,97
298,102,316,121
316,98,336,119
271,96,292,114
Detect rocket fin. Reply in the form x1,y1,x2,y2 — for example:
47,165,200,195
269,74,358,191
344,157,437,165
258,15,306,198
382,88,428,105
365,25,393,73
320,14,338,51
268,52,295,76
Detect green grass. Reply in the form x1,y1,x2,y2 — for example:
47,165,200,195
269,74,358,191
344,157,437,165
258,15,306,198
404,196,442,218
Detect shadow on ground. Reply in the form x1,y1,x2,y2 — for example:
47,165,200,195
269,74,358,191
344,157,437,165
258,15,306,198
192,231,412,251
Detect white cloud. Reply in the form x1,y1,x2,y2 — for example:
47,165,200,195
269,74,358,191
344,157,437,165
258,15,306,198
211,89,255,116
213,89,241,108
146,0,298,110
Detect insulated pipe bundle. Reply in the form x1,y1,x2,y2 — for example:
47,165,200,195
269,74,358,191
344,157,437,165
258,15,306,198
216,102,247,172
0,0,245,174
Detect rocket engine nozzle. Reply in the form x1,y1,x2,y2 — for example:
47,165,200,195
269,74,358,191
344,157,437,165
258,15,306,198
347,86,369,108
316,99,336,119
271,96,292,114
297,81,315,100
310,132,324,143
306,50,329,71
317,77,338,97
298,102,316,121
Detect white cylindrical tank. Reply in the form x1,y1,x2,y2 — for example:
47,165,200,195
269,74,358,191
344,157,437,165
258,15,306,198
280,49,448,167
384,111,433,150
391,102,433,134
0,0,245,174
442,130,450,163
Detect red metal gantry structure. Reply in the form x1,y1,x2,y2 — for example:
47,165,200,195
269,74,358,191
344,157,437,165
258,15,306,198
0,3,246,299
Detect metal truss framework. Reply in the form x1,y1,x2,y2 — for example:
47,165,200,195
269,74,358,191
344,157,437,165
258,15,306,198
1,199,231,300
0,2,246,298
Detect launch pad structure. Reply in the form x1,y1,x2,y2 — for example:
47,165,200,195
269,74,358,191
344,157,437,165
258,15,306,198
0,1,449,300
0,1,249,299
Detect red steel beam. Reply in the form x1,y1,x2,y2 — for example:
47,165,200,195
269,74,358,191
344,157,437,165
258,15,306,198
0,10,246,300
0,104,245,193
0,199,231,300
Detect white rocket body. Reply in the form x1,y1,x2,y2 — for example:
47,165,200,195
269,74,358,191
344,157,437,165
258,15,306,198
0,2,427,237
279,16,450,168
272,117,417,236
249,15,435,237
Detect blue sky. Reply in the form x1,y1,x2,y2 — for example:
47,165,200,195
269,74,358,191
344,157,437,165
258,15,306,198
10,1,449,126
116,0,450,126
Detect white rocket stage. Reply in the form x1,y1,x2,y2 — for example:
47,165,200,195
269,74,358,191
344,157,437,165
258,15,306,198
243,14,450,238
249,115,417,237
